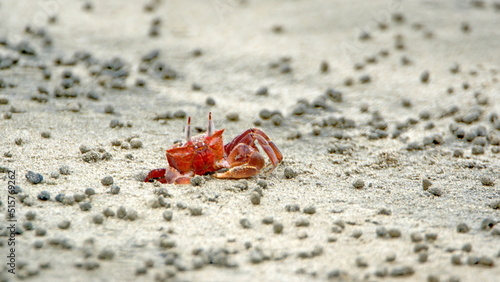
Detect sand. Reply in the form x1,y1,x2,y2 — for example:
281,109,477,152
0,0,499,281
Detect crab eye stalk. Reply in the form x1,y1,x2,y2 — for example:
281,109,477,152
185,116,192,142
208,112,215,136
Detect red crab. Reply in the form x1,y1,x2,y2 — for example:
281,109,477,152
145,113,283,184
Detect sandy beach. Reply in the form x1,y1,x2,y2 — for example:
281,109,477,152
0,0,499,281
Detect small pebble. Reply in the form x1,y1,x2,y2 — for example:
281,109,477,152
420,71,430,83
271,114,283,126
462,243,472,252
325,88,343,102
121,142,131,150
453,149,464,158
240,218,252,229
303,205,316,214
23,222,33,231
173,110,186,119
80,202,92,211
103,208,115,217
250,191,261,205
285,204,300,212
26,171,44,184
320,61,329,73
401,98,412,108
79,145,92,154
135,78,146,87
163,210,173,221
333,220,346,229
41,131,51,138
457,223,470,233
376,227,387,237
295,217,310,227
190,83,202,91
190,175,204,186
418,252,428,263
116,206,127,219
104,105,114,114
93,214,104,224
327,269,348,279
461,22,470,33
351,230,363,239
428,187,442,196
26,211,36,220
74,193,86,202
58,220,71,229
467,256,480,266
82,151,100,162
390,266,414,277
355,257,368,267
62,195,75,205
359,74,371,84
327,236,338,243
130,138,143,149
67,103,81,112
189,206,202,216
37,191,50,201
387,228,401,238
205,97,216,106
250,249,264,264
375,266,388,278
255,86,268,96
85,188,96,196
378,208,392,215
422,179,432,190
259,109,272,120
176,202,188,209
297,231,308,240
108,185,120,194
126,209,138,221
352,179,365,189
109,119,123,128
101,176,114,186
386,253,396,262
273,222,284,234
262,216,274,224
98,248,115,260
480,175,495,186
257,180,268,189
226,112,239,122
35,228,46,236
284,167,297,179
33,240,44,249
425,233,438,241
359,30,371,41
477,256,494,267
450,254,462,266
392,12,405,23
58,165,71,175
471,146,484,155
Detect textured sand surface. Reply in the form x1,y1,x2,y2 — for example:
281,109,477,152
0,0,499,281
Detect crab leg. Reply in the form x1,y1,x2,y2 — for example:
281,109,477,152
214,144,265,179
224,128,283,167
251,128,283,162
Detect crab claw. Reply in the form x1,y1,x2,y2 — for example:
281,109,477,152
144,167,191,184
